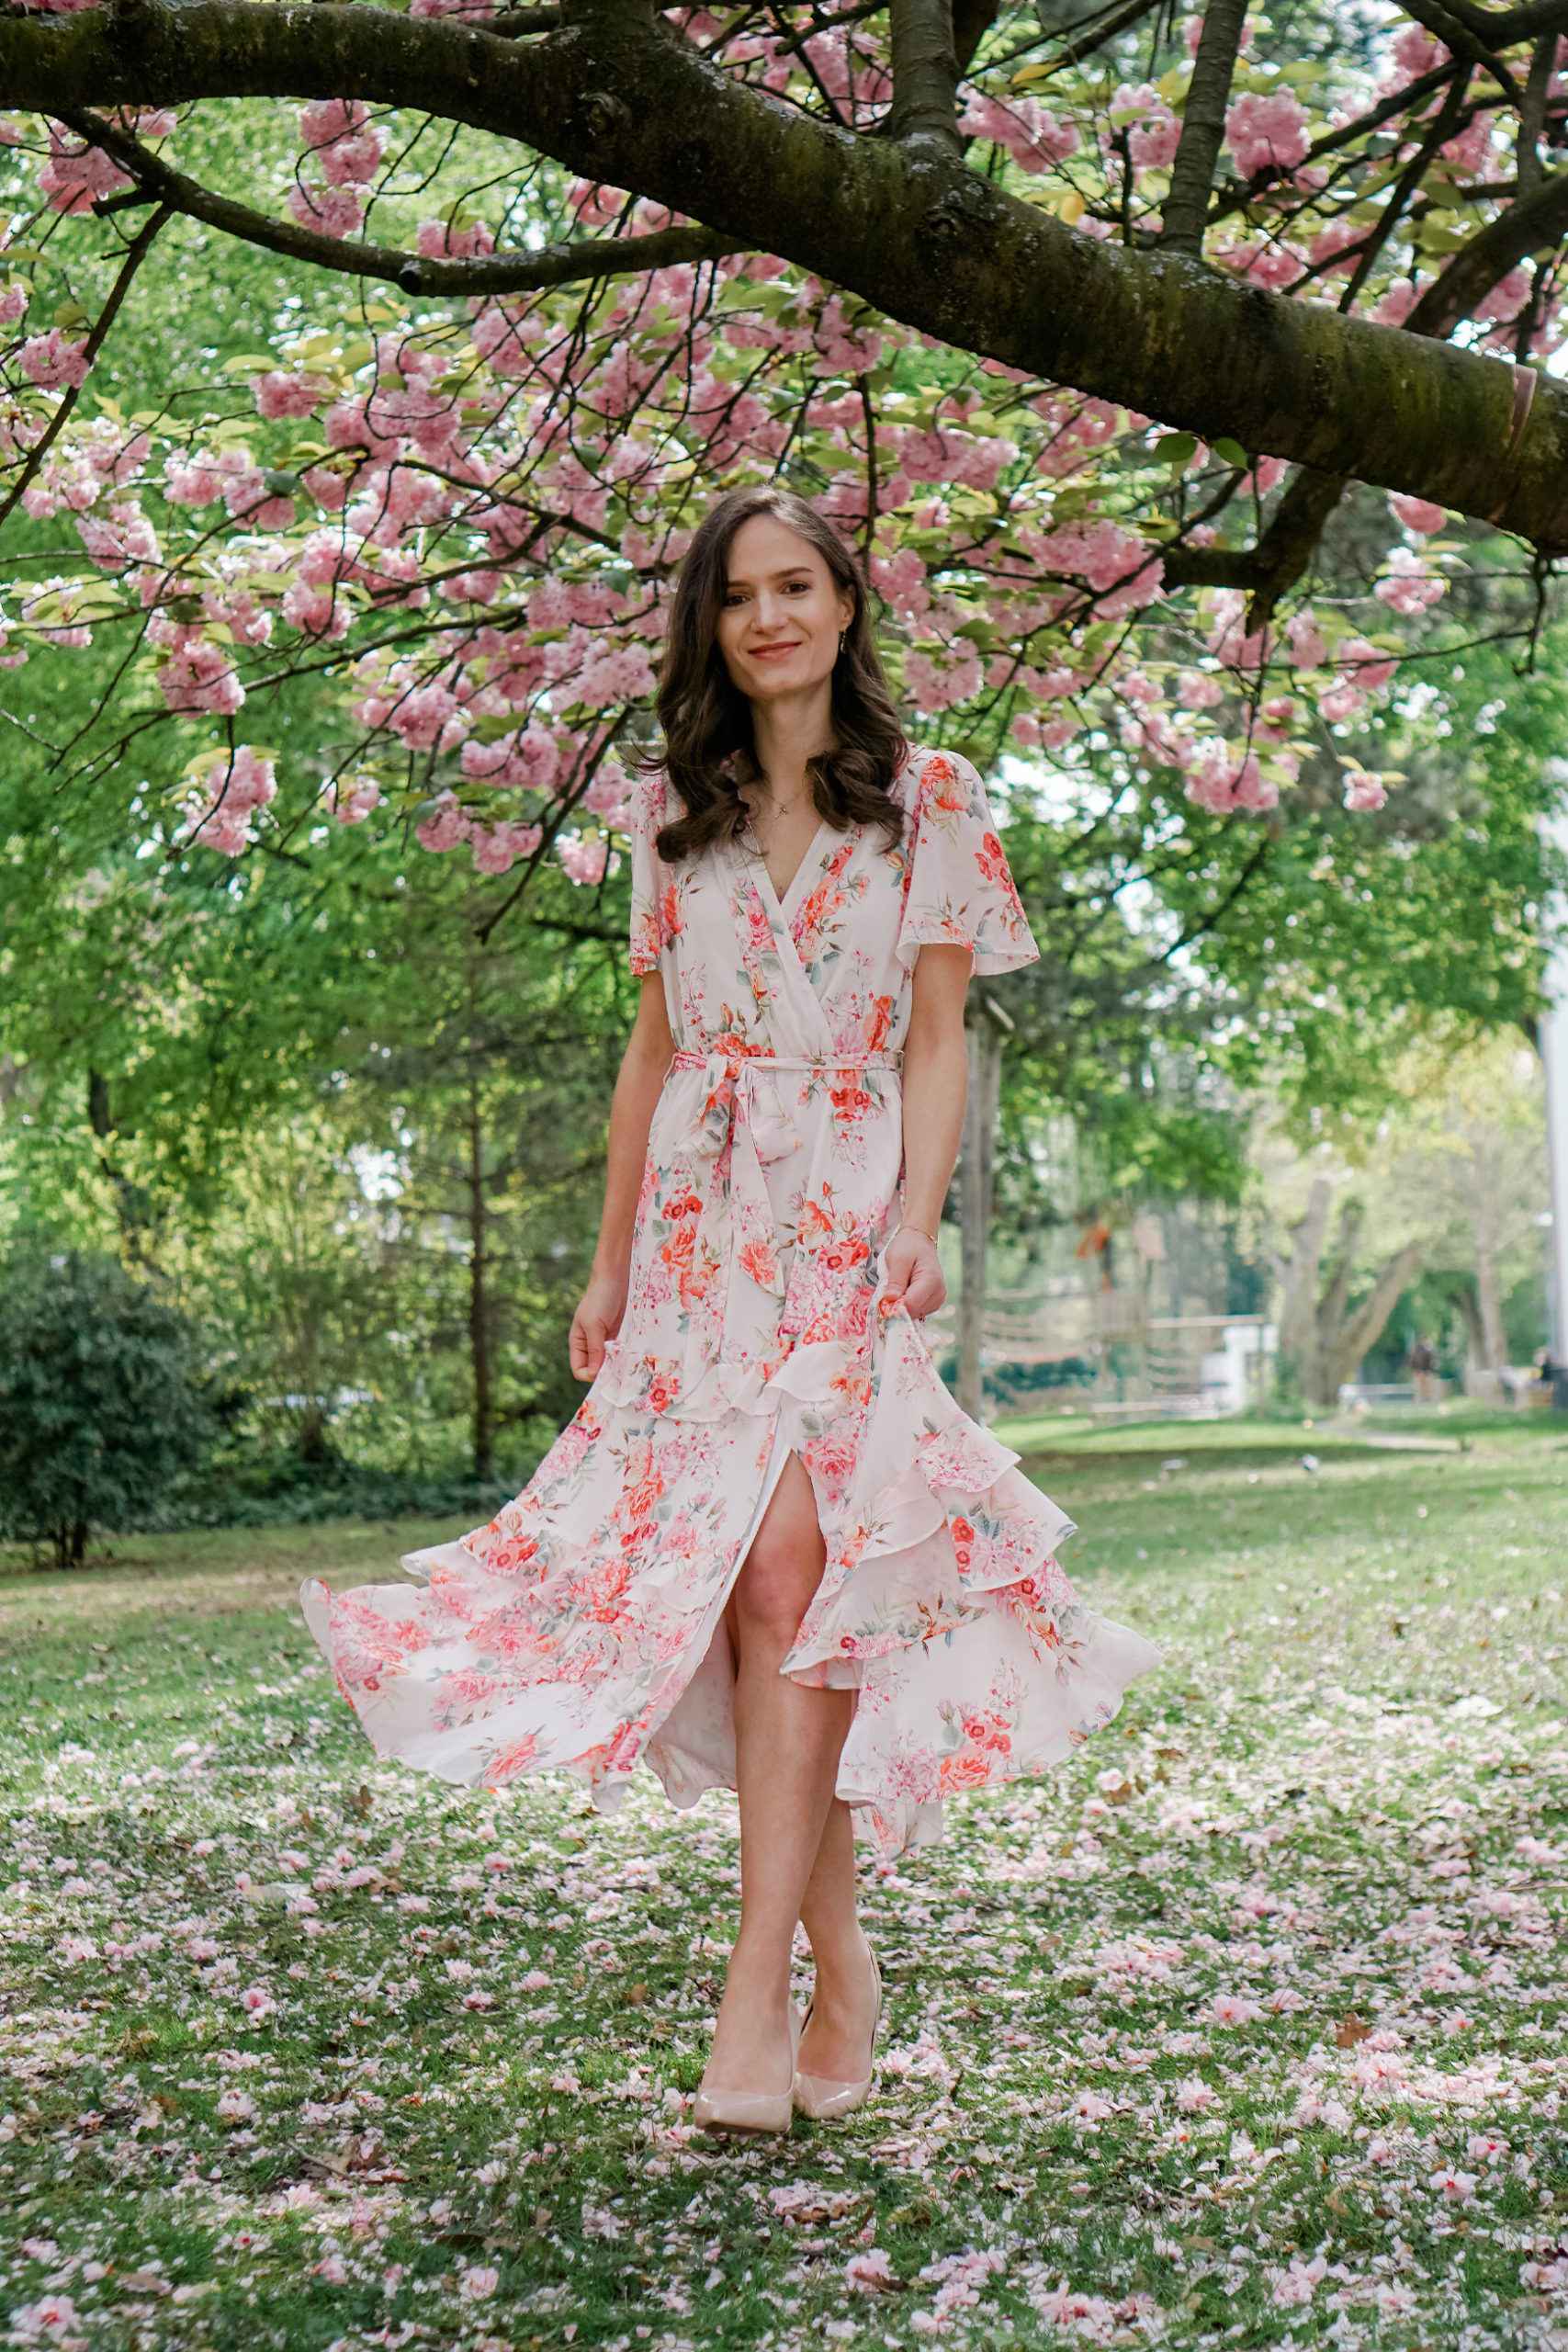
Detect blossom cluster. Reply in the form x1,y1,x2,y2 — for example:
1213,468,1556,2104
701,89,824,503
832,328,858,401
0,9,1505,880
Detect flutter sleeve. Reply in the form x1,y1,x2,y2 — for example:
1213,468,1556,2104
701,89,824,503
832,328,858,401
628,766,669,977
895,749,1038,977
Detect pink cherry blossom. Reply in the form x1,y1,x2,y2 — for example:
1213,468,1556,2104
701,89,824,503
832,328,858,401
1210,1991,1265,2023
1375,547,1447,614
1273,2255,1327,2306
558,833,609,886
288,183,366,240
1225,90,1311,177
252,369,332,421
11,2296,84,2342
418,215,497,260
960,91,1079,171
20,331,90,391
37,127,130,214
299,98,388,186
1389,492,1448,534
329,775,381,825
1108,84,1180,174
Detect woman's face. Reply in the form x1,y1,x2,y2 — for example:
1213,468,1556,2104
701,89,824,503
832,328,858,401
714,514,855,708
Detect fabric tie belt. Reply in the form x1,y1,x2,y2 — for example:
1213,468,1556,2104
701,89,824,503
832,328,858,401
668,1048,902,1315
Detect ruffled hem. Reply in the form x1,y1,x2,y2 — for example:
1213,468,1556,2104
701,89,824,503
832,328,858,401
777,1326,1079,1688
299,1297,1159,1858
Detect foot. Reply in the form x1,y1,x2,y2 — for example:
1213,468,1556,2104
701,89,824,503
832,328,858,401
797,1930,879,2086
705,1959,796,2097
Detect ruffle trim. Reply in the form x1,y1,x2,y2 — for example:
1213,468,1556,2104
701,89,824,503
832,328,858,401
781,1408,1078,1684
586,1332,862,1426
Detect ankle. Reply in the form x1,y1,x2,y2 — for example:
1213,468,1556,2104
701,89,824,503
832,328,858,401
807,1926,873,2003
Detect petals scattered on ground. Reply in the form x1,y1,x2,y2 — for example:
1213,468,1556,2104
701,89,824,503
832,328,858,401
2,1412,1567,2347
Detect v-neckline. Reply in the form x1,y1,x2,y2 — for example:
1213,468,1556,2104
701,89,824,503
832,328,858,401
750,817,833,927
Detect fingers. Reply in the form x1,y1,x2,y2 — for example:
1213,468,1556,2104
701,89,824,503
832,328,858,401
570,1317,604,1381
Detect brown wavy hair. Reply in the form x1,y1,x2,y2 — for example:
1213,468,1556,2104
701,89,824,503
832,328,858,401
645,486,908,864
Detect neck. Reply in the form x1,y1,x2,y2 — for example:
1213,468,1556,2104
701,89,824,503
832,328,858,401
748,679,836,799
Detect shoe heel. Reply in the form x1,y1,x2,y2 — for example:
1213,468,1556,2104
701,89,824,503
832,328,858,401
793,1949,882,2121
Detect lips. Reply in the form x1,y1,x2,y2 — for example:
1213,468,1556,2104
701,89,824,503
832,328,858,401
748,640,804,660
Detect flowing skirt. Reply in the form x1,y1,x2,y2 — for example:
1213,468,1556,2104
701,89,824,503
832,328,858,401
302,1281,1159,1856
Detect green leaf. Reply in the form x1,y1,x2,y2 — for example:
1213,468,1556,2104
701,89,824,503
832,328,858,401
1212,437,1248,469
1156,432,1198,469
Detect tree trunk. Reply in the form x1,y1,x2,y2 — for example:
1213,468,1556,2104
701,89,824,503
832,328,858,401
1274,1178,1424,1407
1274,1177,1334,1387
296,1397,333,1464
1476,1250,1508,1369
1313,1239,1425,1406
1446,1274,1487,1372
467,1073,494,1484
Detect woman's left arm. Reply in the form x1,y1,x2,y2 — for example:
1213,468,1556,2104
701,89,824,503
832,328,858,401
883,943,973,1321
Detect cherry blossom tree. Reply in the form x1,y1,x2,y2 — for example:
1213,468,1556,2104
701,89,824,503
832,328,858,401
0,0,1562,888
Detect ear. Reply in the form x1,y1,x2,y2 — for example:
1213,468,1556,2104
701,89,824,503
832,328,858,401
838,589,856,632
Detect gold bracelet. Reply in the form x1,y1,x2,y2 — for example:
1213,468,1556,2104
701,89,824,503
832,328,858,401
896,1221,938,1244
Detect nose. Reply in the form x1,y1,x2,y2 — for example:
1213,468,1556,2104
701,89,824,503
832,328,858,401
752,592,795,635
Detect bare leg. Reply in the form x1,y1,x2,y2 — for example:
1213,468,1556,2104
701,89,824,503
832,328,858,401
796,1800,880,2085
704,1453,853,2095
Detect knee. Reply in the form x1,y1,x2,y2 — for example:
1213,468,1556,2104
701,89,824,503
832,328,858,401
731,1532,823,1653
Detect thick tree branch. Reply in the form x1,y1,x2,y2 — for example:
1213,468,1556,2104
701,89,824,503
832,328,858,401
1177,71,1560,615
7,2,1568,545
1397,0,1522,98
1405,159,1568,335
887,0,962,152
950,0,999,74
1431,0,1568,46
1158,0,1248,257
57,106,739,294
1158,464,1348,626
1516,28,1556,198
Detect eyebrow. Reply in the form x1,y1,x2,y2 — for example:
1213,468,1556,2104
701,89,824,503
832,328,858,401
724,565,817,590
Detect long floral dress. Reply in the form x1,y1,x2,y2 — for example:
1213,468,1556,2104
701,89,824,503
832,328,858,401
302,746,1158,1854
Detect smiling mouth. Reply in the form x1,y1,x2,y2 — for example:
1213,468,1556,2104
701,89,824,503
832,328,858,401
749,641,803,658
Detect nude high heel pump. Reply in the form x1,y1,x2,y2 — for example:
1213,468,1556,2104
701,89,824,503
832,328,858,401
693,2002,803,2136
793,1950,882,2121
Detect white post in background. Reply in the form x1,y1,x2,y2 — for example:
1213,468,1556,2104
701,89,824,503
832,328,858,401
957,994,1013,1422
1540,788,1568,1399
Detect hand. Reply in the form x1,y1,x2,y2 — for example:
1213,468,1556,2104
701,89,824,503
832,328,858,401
881,1226,945,1321
570,1272,627,1380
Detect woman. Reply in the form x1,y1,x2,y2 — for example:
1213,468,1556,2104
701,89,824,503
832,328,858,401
302,487,1157,2135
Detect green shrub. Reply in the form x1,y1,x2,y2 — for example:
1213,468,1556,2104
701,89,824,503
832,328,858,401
0,1248,210,1565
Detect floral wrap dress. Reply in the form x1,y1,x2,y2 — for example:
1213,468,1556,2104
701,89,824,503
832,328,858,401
302,746,1158,1854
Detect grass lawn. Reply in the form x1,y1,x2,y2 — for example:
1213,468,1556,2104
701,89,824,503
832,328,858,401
5,1409,1568,2348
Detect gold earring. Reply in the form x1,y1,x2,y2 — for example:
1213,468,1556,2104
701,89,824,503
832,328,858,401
838,630,846,657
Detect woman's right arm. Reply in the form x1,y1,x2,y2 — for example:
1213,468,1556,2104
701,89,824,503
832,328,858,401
570,971,674,1380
